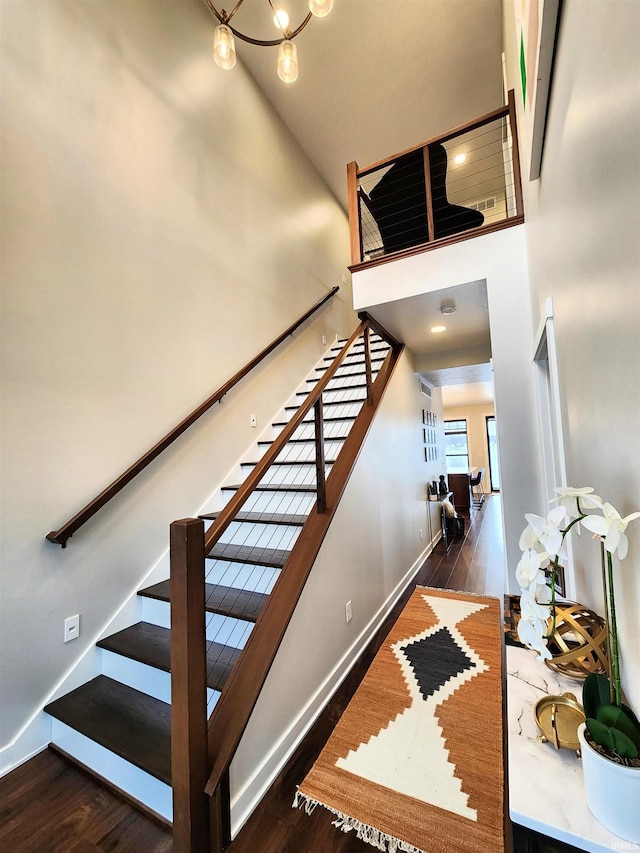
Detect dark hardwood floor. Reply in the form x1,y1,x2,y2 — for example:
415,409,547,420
0,496,504,853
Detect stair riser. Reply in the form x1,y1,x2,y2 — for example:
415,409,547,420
205,561,280,594
283,403,363,421
272,421,354,440
238,490,316,515
140,597,253,649
50,719,173,821
256,440,345,463
236,463,333,486
296,388,367,404
318,357,386,374
206,520,300,551
100,649,219,715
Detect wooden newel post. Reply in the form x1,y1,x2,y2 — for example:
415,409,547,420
170,518,210,853
346,160,362,266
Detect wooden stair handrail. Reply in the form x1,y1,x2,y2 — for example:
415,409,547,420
46,286,339,547
202,335,404,805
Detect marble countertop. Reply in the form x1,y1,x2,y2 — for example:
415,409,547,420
506,644,640,853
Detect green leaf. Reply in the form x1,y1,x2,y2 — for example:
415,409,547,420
586,717,639,759
610,728,639,759
587,717,615,750
583,673,612,718
596,705,640,748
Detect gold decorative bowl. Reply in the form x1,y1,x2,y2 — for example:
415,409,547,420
534,692,586,755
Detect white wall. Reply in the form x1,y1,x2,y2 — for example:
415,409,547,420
352,225,542,581
0,0,355,764
229,349,441,834
444,402,496,492
503,0,640,711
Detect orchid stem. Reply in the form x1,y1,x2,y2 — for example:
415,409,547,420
606,549,621,707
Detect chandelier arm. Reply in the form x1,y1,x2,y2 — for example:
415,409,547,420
225,0,247,24
204,0,313,47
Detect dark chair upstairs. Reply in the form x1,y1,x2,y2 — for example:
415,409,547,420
366,143,484,255
470,468,485,509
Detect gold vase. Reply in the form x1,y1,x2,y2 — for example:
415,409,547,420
544,601,608,680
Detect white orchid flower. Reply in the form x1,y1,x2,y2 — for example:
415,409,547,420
523,505,567,558
517,616,552,661
581,502,640,560
550,486,602,518
515,548,549,589
530,581,552,604
519,587,551,624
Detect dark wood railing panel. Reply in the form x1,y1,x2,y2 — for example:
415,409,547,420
170,518,209,853
46,287,339,547
204,341,404,800
202,321,367,557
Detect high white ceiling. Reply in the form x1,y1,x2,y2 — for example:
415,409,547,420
204,0,504,205
197,0,504,404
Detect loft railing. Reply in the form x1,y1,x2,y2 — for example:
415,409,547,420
347,90,524,269
169,316,403,852
45,287,339,547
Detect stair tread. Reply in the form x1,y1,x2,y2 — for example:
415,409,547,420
200,510,308,526
301,382,368,391
45,675,172,784
222,482,318,493
96,621,241,688
207,541,291,567
285,400,363,411
140,580,268,623
241,459,336,467
273,415,355,426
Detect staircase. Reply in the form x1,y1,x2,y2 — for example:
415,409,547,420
44,331,392,823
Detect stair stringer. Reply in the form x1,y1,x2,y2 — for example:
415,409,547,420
220,348,438,837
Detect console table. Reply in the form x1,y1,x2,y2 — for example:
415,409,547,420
507,644,640,852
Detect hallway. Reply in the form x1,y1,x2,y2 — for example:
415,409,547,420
0,497,506,853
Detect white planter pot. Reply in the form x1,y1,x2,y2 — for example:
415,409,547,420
578,722,640,843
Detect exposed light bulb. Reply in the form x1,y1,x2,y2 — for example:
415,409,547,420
309,0,334,17
273,9,290,30
213,24,236,70
277,39,299,83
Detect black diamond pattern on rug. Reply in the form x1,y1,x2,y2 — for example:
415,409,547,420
401,627,476,701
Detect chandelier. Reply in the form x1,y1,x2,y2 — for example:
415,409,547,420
204,0,334,83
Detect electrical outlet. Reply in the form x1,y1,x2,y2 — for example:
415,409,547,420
321,334,327,345
250,414,257,428
341,273,347,285
64,614,80,643
419,528,424,540
345,600,352,623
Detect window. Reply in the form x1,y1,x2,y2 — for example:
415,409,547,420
444,420,469,473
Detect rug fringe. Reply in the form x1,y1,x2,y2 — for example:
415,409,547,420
293,790,425,853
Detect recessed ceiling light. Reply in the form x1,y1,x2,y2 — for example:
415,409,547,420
454,153,466,165
430,324,447,334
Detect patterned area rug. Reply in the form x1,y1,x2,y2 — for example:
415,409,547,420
293,587,504,853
